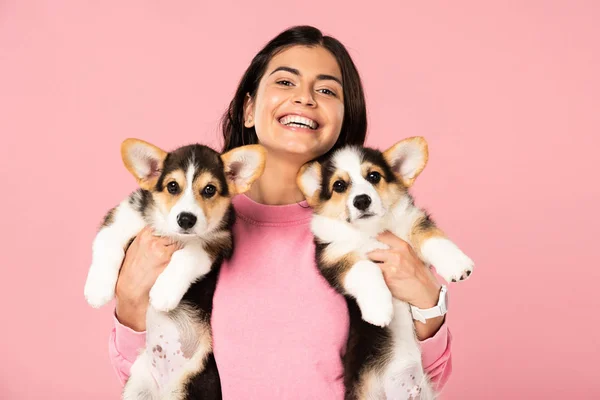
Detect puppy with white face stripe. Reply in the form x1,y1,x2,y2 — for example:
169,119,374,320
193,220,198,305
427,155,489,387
84,139,266,400
298,137,474,400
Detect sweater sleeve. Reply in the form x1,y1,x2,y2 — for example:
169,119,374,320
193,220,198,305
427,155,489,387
419,321,453,392
108,313,146,385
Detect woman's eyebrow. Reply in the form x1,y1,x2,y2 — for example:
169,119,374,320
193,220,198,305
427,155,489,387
269,66,342,86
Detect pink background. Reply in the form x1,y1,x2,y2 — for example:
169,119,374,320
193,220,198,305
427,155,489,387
1,1,598,399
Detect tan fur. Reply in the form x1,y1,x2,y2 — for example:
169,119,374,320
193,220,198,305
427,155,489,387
410,215,447,256
153,170,186,215
192,172,231,229
363,162,406,213
221,144,267,195
296,162,322,208
382,136,428,188
203,231,234,261
166,303,214,400
121,138,168,190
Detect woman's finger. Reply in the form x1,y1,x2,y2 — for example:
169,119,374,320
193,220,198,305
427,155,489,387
375,231,408,248
366,249,391,263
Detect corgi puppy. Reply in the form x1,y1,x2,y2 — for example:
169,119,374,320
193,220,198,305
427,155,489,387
297,137,474,400
83,139,266,400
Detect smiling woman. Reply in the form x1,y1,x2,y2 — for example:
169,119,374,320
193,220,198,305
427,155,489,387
244,46,345,161
109,25,452,400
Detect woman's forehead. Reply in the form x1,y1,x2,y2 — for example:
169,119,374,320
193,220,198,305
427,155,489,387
266,45,342,81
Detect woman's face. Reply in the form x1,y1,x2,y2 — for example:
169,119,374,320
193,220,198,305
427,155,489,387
244,45,345,163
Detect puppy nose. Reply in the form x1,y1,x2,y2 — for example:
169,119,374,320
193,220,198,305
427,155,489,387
177,212,197,229
353,194,371,211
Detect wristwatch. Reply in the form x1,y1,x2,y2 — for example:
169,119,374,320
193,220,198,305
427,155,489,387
410,285,448,323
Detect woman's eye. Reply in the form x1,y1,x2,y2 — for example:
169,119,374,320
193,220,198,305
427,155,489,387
167,182,180,194
333,180,347,193
202,184,217,198
277,80,293,86
367,171,382,184
318,88,336,97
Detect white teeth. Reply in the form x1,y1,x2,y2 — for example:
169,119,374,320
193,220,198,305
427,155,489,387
279,115,318,129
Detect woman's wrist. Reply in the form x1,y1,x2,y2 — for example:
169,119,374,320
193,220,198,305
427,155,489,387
115,294,148,332
410,277,442,309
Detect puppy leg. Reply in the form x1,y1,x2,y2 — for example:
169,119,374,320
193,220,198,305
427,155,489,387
410,214,474,283
343,259,394,328
122,352,159,400
149,243,213,312
84,199,146,308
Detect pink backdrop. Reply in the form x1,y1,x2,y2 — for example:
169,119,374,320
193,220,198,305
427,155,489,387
1,1,598,399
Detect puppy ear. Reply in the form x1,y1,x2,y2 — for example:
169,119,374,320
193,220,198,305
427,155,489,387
121,138,168,190
383,136,429,187
297,161,322,207
221,145,267,195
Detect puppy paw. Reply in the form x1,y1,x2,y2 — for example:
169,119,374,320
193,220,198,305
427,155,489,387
149,272,186,312
357,289,394,327
435,250,474,283
422,238,474,283
84,264,118,308
83,254,123,308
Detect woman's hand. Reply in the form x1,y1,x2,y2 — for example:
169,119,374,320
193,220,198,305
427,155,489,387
115,226,180,332
367,231,444,340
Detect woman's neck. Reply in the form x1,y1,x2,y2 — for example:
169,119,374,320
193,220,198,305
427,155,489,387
246,152,307,206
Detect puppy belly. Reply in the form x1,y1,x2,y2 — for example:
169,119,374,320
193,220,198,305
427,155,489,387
381,300,433,400
146,309,194,391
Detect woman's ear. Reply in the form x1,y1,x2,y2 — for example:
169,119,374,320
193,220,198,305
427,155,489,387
243,93,255,128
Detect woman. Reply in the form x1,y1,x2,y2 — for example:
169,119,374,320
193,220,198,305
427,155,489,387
109,25,452,398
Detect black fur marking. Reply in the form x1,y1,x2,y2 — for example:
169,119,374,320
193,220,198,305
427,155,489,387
359,147,399,185
101,207,116,228
314,239,393,400
128,189,153,214
177,205,235,399
182,353,222,400
343,299,393,400
318,146,400,203
157,145,230,198
416,210,436,232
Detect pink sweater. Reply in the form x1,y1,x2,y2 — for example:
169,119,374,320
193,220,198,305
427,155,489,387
109,195,453,398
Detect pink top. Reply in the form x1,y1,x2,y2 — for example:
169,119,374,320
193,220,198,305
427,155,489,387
109,195,453,398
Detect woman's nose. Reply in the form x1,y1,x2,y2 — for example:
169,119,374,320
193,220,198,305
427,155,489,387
292,88,316,107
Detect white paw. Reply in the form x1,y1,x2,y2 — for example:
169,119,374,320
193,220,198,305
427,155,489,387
422,238,474,283
149,272,186,312
84,264,118,308
435,250,474,283
357,289,394,327
84,249,124,308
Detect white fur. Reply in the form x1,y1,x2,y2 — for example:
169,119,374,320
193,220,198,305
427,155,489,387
127,142,163,179
84,199,146,308
343,260,394,327
167,165,208,235
332,148,386,222
299,163,321,198
225,146,263,189
421,237,474,282
149,242,212,312
123,307,213,400
309,147,476,399
387,140,426,182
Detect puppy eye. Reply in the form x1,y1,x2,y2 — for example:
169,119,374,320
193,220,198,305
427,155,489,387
167,182,180,194
333,180,347,193
202,184,217,198
367,171,381,184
